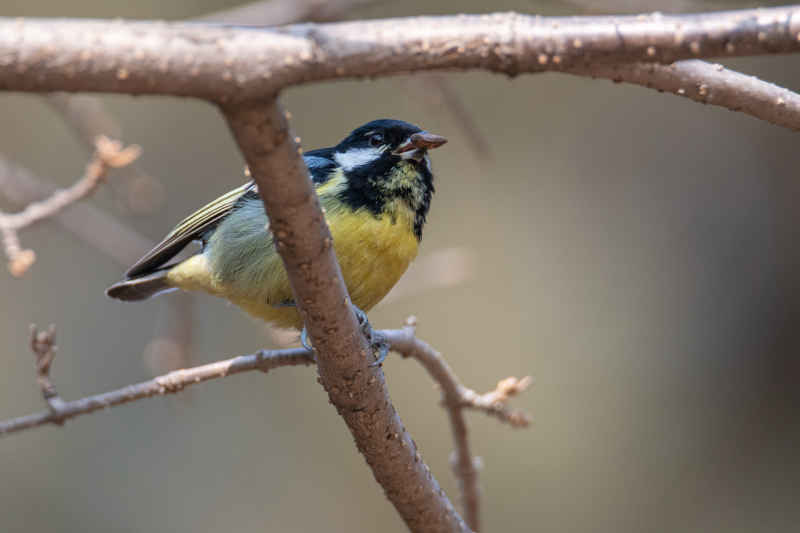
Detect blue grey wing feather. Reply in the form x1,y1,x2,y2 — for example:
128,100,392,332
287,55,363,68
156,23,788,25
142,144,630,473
125,181,255,277
124,152,338,279
304,149,338,185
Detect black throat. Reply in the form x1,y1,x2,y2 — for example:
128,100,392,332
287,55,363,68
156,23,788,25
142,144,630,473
337,157,434,240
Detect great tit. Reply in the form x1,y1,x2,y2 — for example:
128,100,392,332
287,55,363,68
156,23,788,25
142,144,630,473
107,119,447,338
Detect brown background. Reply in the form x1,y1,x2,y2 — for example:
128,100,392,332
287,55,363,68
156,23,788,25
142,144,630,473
1,1,798,532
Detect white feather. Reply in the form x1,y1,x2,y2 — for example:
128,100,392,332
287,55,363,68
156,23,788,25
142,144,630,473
334,147,382,171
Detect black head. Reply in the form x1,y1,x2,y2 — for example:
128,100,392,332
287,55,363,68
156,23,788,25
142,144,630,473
333,119,447,239
333,119,446,169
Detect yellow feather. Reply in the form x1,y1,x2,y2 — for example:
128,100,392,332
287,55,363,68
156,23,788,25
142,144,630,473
165,179,419,330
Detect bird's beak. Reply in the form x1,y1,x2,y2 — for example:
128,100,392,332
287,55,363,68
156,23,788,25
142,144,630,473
393,132,448,155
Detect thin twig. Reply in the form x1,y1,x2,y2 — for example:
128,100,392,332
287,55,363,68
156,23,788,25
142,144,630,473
0,346,314,436
45,93,165,215
28,324,68,420
0,155,153,266
0,136,140,276
0,321,531,533
384,318,532,531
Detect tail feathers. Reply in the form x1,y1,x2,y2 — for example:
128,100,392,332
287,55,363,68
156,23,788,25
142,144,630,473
106,269,175,301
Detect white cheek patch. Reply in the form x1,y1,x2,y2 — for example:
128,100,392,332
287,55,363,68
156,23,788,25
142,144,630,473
334,147,382,171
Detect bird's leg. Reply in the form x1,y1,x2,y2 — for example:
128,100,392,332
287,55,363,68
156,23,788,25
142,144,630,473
351,305,389,366
300,326,313,351
299,306,387,366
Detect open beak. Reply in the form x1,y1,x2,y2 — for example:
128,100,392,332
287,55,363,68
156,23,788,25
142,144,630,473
393,132,448,155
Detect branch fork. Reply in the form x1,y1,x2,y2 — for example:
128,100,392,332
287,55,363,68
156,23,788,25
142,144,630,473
1,319,532,532
4,4,800,532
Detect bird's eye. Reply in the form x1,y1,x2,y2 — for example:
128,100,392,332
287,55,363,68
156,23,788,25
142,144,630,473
369,133,384,147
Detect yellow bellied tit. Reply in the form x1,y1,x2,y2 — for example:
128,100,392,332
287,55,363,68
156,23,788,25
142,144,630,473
106,119,446,359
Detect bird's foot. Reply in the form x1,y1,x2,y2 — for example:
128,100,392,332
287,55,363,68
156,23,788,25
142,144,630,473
299,307,388,366
300,327,315,360
351,305,389,367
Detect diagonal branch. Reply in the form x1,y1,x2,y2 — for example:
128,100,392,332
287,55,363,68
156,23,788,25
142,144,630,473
0,136,140,276
0,155,153,266
384,318,532,531
44,93,165,215
221,99,469,533
567,59,800,131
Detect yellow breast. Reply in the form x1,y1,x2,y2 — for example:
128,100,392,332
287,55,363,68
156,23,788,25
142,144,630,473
327,199,419,313
167,194,419,330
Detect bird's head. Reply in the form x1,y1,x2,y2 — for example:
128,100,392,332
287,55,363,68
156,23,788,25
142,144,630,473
332,119,447,239
333,119,447,169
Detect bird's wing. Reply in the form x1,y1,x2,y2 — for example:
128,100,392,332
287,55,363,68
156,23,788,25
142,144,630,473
304,149,338,184
125,152,339,278
125,181,255,277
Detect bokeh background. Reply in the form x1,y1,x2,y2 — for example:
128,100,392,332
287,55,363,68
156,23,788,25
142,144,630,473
1,1,799,532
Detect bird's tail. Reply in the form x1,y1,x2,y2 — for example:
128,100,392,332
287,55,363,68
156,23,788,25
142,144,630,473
106,269,175,301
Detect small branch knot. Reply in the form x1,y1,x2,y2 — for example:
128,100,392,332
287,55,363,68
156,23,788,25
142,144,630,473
29,324,65,421
93,135,142,168
8,248,35,277
155,371,188,393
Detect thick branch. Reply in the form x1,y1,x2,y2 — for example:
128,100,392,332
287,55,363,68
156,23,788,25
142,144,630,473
1,7,800,102
221,100,468,533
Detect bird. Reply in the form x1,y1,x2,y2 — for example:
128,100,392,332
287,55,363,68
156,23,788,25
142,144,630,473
106,119,446,361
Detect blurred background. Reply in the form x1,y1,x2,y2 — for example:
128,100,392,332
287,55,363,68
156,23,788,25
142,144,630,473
1,1,799,532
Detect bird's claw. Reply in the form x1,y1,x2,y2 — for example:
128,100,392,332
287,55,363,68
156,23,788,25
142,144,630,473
300,327,313,352
369,334,390,367
352,306,389,366
300,306,388,366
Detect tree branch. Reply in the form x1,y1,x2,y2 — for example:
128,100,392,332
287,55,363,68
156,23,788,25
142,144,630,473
0,322,531,532
0,345,314,436
0,136,140,275
1,6,797,532
1,7,800,102
0,155,153,266
384,318,532,530
567,58,800,131
45,93,166,214
26,324,70,419
221,99,469,532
